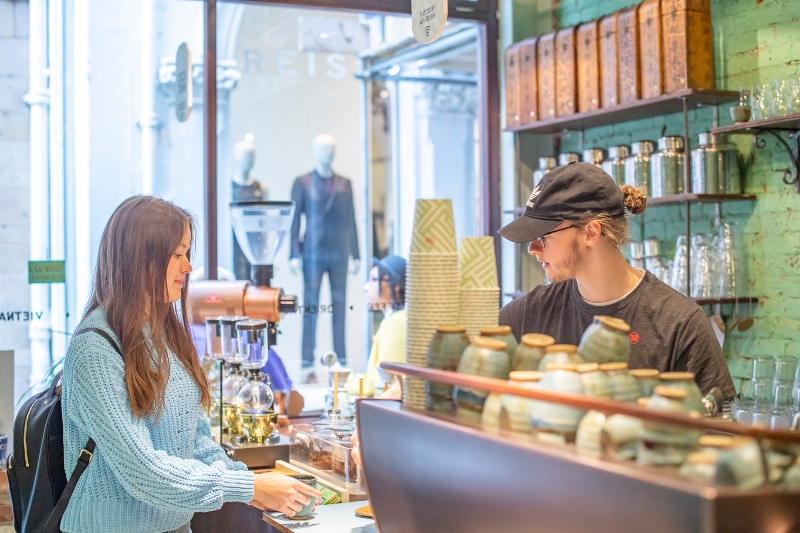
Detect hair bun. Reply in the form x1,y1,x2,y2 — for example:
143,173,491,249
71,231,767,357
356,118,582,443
620,184,647,215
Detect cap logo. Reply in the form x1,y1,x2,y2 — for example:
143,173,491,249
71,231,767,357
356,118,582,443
526,181,543,208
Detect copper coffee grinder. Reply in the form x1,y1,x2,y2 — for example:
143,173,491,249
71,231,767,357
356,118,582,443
190,201,298,468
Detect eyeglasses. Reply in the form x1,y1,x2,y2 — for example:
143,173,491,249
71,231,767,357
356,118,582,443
533,225,576,247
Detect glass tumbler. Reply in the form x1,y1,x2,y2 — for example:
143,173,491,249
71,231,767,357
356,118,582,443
771,79,789,117
752,355,776,381
670,235,688,295
752,83,769,120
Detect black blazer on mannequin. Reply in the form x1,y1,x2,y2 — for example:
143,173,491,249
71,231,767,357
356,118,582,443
290,170,360,264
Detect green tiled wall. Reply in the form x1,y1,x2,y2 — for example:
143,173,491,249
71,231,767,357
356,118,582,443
510,0,800,386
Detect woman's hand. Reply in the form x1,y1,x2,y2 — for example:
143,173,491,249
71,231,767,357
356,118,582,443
251,472,323,517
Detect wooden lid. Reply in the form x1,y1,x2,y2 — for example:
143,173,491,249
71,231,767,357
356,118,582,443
637,397,649,407
660,372,696,381
471,336,508,351
599,362,629,371
509,370,544,382
577,363,600,373
436,325,467,333
545,344,578,354
698,435,736,449
545,363,579,372
594,315,631,333
520,333,555,348
686,452,718,465
480,325,513,336
653,386,688,399
629,369,660,378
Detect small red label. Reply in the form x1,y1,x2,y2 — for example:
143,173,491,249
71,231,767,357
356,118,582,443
204,294,222,304
629,332,640,345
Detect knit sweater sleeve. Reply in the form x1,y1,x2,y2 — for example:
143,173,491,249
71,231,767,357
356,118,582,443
194,415,248,471
64,340,254,512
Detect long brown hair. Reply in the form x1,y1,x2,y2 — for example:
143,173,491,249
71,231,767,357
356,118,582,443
83,196,210,419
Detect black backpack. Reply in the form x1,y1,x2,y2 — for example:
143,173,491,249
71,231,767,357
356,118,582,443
6,327,122,533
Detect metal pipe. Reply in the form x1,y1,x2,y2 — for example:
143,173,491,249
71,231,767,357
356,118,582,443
49,0,68,365
24,0,52,385
205,0,218,280
360,56,374,363
138,0,159,195
683,97,691,296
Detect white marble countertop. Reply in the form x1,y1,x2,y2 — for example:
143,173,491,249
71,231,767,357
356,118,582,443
263,501,377,533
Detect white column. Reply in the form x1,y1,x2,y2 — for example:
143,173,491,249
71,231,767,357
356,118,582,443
24,0,52,386
138,0,159,195
49,0,68,362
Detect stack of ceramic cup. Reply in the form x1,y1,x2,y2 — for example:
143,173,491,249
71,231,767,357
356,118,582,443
404,199,460,408
457,236,500,338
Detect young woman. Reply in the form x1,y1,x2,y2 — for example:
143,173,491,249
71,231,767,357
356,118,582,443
61,196,320,533
363,255,407,387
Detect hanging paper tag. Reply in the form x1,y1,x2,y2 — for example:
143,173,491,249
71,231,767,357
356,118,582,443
175,42,192,123
412,0,447,44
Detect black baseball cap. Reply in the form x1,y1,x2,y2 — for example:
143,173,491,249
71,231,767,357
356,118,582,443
498,161,625,243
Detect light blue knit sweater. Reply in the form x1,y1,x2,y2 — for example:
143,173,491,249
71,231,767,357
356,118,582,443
61,308,254,533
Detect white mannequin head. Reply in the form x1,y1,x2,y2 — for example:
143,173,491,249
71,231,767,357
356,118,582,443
233,135,256,184
312,134,336,178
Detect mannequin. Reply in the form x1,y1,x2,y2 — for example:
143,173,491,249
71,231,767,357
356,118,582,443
231,136,266,280
290,134,360,376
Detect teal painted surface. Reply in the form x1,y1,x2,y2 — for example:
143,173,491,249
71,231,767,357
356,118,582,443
508,0,800,382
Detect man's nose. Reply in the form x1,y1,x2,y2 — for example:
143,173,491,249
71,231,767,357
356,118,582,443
528,240,543,254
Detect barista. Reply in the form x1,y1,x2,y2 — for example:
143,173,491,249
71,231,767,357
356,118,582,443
498,162,735,398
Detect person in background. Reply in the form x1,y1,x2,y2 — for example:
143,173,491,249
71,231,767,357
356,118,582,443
61,196,320,533
497,162,735,398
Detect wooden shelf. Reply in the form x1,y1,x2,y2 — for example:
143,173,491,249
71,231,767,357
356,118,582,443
647,193,757,205
711,113,800,135
693,296,758,306
505,89,739,134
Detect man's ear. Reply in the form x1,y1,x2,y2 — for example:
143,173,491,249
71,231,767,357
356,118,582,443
584,220,603,246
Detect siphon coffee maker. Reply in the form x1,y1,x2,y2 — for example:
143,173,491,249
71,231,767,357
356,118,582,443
234,319,279,445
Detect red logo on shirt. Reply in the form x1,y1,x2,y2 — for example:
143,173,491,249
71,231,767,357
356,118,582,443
629,332,640,345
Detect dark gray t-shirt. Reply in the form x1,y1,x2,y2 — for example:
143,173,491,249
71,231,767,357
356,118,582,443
499,272,735,397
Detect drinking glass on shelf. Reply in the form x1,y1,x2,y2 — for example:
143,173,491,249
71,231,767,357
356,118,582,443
752,83,769,120
770,407,794,430
738,86,750,107
789,77,800,114
690,234,715,299
717,222,746,299
771,79,790,117
752,355,776,381
670,235,688,296
775,355,798,385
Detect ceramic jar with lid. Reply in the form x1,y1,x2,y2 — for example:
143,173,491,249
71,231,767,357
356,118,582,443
512,333,555,371
650,136,685,198
629,369,660,398
715,438,766,489
455,336,510,423
582,148,605,168
576,410,607,455
637,386,702,466
678,451,718,483
600,398,648,461
532,156,557,187
602,145,629,186
530,363,585,441
538,344,583,371
658,372,704,413
578,315,631,364
624,141,656,195
782,457,800,491
691,132,741,194
499,370,544,432
577,363,612,398
480,326,518,365
426,325,471,414
600,362,640,402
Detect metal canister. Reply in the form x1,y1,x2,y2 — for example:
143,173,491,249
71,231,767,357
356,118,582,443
624,141,656,195
532,156,556,187
582,148,605,168
602,145,629,186
558,152,580,166
691,133,741,194
650,136,685,198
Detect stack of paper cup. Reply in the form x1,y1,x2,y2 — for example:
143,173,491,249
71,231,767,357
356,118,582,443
458,236,501,338
404,200,460,409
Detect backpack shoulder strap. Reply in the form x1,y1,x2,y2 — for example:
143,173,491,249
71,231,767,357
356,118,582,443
44,439,96,533
74,326,123,357
43,327,122,532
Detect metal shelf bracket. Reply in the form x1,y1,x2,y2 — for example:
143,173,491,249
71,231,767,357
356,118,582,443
752,128,800,194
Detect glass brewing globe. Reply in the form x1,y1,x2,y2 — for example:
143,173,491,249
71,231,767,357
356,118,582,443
237,379,275,414
222,371,248,405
